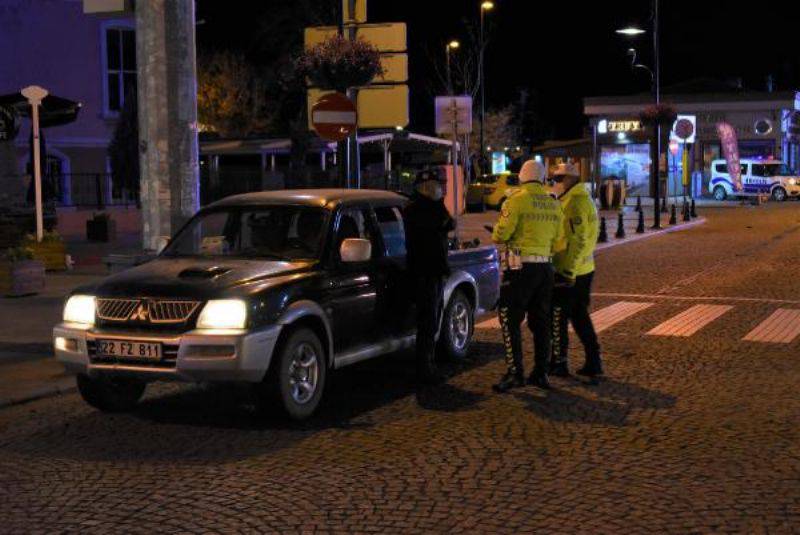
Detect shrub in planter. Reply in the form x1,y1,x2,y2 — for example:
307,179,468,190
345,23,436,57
0,246,45,297
296,35,384,92
86,212,117,242
25,231,67,271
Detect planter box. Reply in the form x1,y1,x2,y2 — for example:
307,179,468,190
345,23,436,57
0,260,45,297
28,240,68,271
87,218,117,242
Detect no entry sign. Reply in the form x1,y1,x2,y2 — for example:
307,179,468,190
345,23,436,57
311,93,357,141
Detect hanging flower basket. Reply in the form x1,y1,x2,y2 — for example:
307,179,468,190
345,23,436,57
296,35,384,92
639,103,678,126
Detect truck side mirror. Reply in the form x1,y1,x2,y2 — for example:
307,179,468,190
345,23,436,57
340,238,372,263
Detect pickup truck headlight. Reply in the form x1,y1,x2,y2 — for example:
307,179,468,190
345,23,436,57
63,295,96,325
196,299,247,330
788,178,797,186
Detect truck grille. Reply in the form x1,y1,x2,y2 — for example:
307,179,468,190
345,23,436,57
97,298,201,324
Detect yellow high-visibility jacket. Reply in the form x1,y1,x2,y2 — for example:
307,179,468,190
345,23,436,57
553,183,599,278
492,181,564,257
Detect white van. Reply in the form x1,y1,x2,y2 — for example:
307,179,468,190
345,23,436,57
710,159,800,201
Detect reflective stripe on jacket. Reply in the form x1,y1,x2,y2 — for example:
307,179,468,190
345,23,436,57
492,182,564,258
553,183,599,278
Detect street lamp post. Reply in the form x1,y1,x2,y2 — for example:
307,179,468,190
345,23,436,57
445,40,460,96
617,0,661,228
479,1,494,176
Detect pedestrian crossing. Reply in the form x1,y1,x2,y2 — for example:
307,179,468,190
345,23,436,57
475,300,800,344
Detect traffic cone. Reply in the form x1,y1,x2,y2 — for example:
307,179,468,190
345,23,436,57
615,212,626,239
682,202,691,222
661,196,668,213
635,195,642,212
636,209,645,234
690,198,698,218
598,216,608,243
669,204,677,225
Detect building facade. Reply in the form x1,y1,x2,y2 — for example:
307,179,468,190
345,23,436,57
584,87,800,198
0,0,134,206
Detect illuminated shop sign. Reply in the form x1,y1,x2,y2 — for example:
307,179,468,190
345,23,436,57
598,119,643,134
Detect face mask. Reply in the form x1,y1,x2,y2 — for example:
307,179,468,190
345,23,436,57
430,184,444,201
418,181,443,201
550,178,565,196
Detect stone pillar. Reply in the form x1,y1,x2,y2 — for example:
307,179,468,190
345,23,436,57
136,0,200,251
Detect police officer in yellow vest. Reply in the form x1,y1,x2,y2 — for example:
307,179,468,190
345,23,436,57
549,163,603,378
491,160,564,392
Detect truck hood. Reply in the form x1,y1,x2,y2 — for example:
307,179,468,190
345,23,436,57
87,257,316,300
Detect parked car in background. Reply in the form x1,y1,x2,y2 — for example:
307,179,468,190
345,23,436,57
466,173,520,211
54,190,501,420
710,159,800,201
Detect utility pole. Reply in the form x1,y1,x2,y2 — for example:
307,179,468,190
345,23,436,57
136,0,200,251
479,1,494,177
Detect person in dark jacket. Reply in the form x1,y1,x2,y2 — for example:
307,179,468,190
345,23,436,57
403,168,455,384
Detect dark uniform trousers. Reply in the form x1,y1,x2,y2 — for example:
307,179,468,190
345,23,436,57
551,271,601,367
498,263,554,378
415,275,444,371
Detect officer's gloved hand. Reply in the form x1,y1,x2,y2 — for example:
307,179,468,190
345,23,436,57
555,273,576,288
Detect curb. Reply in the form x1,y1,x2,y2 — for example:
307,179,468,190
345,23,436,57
0,377,76,409
596,217,706,253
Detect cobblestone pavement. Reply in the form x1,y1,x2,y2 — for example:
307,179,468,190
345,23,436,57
2,204,800,533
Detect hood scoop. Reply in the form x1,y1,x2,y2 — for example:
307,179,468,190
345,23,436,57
178,266,232,280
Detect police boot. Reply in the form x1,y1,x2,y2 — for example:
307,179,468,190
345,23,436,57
576,357,604,378
493,371,524,393
527,370,551,390
549,361,570,378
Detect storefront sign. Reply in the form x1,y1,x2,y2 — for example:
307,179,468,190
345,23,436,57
605,120,643,133
0,105,18,142
716,122,742,192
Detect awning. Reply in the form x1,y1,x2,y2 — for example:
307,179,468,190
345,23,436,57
0,92,82,128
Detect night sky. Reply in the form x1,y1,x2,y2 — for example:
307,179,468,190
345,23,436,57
197,1,800,140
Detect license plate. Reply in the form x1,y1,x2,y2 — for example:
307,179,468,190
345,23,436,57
97,340,162,360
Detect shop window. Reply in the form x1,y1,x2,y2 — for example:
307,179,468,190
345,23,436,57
600,144,651,197
103,24,136,114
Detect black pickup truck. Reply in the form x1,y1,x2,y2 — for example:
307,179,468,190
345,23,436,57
55,190,500,419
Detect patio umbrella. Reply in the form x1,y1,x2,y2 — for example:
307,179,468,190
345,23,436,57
0,92,81,128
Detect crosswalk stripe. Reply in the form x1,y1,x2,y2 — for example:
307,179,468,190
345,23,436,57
475,300,653,332
591,301,654,333
742,309,800,343
646,304,733,337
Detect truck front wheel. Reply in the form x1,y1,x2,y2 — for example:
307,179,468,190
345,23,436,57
713,186,727,201
438,289,474,361
258,327,327,421
76,374,146,412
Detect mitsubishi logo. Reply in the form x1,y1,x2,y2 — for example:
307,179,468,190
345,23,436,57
130,302,150,322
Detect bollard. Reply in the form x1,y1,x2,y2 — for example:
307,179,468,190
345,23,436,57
682,202,691,222
669,204,677,225
661,196,668,213
635,195,642,212
615,212,626,239
635,209,645,234
690,198,698,218
598,216,608,243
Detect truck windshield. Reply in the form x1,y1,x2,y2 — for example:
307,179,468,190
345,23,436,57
163,206,328,261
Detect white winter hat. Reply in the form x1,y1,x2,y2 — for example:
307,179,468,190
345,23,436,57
551,162,580,178
518,160,546,183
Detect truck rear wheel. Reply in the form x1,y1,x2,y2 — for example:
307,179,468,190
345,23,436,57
772,187,787,202
76,374,146,412
258,327,327,421
438,289,474,361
